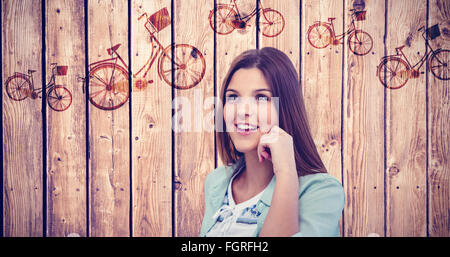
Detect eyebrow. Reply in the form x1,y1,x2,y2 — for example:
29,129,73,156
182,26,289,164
225,88,272,93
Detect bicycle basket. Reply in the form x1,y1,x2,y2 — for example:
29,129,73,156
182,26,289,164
355,11,366,21
148,7,171,33
56,66,68,76
426,24,440,40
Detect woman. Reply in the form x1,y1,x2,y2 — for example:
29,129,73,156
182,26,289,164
201,47,344,237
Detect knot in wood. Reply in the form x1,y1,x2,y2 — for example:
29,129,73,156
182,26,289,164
174,179,182,190
389,165,400,176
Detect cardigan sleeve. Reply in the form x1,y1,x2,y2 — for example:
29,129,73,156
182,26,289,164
291,175,345,237
200,171,214,236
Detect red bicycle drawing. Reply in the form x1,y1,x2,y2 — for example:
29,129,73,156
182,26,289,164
307,9,373,56
376,24,449,89
209,0,285,37
5,63,72,112
79,7,206,111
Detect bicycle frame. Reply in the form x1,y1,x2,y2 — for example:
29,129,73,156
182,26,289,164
231,0,264,22
389,34,438,71
89,35,168,83
23,65,57,95
326,16,357,41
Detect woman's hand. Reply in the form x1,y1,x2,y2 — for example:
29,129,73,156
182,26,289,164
258,125,300,237
256,125,298,178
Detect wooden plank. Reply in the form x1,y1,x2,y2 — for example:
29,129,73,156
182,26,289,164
302,0,343,234
173,0,215,236
302,0,342,182
428,0,449,237
2,0,43,237
260,0,300,71
342,0,385,237
216,0,257,168
45,0,86,237
385,0,427,236
88,0,130,237
131,0,172,236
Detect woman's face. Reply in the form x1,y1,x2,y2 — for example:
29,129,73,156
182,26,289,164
223,67,279,154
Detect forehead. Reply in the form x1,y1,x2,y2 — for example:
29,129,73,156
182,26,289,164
227,67,271,92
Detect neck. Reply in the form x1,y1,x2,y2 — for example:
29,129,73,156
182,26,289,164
237,150,274,192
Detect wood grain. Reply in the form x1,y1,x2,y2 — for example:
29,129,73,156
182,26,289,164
173,0,215,236
302,0,343,182
131,0,172,237
45,0,86,237
428,0,449,237
302,0,344,235
343,0,385,237
216,0,257,168
0,0,448,238
2,0,43,237
385,0,427,236
260,0,300,72
88,0,130,237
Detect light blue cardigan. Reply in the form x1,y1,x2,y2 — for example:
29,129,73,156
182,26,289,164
200,159,345,237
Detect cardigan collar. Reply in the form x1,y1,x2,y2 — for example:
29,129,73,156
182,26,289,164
210,157,276,211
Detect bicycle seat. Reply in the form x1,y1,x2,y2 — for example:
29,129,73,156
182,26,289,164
107,44,121,55
396,45,405,51
328,17,336,22
28,69,37,74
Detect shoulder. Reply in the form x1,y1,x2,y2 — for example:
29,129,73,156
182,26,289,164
298,173,344,204
291,173,344,237
204,165,233,193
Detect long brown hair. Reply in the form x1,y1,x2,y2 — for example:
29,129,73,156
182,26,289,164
216,47,327,176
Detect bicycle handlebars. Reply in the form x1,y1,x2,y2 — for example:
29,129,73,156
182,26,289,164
138,12,148,21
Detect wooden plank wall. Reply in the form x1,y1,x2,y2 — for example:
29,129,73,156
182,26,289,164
1,0,449,237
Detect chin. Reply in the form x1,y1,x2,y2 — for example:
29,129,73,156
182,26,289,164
230,132,261,154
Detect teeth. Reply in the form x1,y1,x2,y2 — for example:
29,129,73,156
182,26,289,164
236,124,258,131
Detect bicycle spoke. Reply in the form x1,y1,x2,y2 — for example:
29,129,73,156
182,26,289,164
385,61,396,74
186,53,200,66
48,94,59,100
222,8,234,19
180,48,188,65
393,59,401,73
99,90,108,108
438,66,443,78
57,101,64,111
186,67,202,81
91,73,109,87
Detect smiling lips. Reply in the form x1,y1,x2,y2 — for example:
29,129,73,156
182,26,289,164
234,123,259,135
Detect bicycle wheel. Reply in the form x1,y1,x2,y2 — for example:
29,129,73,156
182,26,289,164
307,23,332,49
377,57,410,89
88,63,129,110
47,85,72,112
5,74,32,101
429,49,449,80
159,44,206,90
209,6,237,35
259,8,285,37
348,30,373,56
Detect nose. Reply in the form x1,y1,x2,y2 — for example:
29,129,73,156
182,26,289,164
236,97,256,119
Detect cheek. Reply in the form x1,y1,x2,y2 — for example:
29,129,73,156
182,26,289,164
223,103,236,129
257,102,279,133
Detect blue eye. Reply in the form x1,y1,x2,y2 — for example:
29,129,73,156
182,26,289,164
256,95,269,102
226,94,238,102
